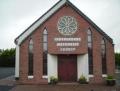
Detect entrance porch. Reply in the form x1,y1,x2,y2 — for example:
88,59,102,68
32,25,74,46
47,54,89,83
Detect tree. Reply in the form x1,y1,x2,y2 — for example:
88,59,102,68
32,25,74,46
115,52,120,69
0,48,15,67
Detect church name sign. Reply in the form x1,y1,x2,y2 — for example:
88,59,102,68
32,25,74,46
54,37,81,52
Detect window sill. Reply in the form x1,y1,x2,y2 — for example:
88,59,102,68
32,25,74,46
28,75,34,79
89,75,94,77
102,74,107,77
42,75,48,79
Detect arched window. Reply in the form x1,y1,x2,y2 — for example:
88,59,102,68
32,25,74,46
43,29,48,75
28,39,33,75
101,38,107,74
87,29,93,74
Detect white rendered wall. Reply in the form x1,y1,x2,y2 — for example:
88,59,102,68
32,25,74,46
48,54,58,82
77,54,89,81
15,45,20,78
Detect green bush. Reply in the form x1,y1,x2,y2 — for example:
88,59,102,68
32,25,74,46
106,75,116,86
115,53,120,67
78,75,88,84
0,48,15,67
50,76,58,85
106,75,114,80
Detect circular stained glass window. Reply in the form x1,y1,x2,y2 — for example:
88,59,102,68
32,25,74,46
57,16,77,35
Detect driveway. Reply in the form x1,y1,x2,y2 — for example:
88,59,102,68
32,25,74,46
0,67,14,79
0,67,15,91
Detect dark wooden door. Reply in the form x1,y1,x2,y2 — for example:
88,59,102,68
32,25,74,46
58,55,77,82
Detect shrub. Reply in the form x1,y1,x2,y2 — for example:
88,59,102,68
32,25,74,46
78,75,88,84
106,75,116,86
0,48,15,67
106,75,114,80
50,76,58,85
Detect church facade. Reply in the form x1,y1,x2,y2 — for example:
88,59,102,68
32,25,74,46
15,0,115,84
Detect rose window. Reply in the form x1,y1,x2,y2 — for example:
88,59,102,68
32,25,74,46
57,16,77,35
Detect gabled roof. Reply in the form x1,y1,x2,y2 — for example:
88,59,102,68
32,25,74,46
15,0,113,45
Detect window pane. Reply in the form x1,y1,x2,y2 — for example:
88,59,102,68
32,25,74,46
28,53,33,75
43,29,48,34
30,39,33,44
102,56,107,74
89,65,93,74
43,52,47,75
101,39,107,74
28,39,33,75
29,45,33,53
43,35,47,42
102,50,105,55
43,43,47,51
87,29,93,74
88,43,92,48
87,29,91,35
43,29,48,75
101,39,105,44
43,52,47,59
88,35,92,42
101,45,105,50
29,39,33,53
88,48,93,74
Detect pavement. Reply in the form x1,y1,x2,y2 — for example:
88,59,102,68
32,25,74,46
0,86,14,91
0,67,14,79
0,68,120,91
116,70,120,85
0,76,119,91
0,67,15,91
0,76,15,86
0,76,15,91
10,84,120,91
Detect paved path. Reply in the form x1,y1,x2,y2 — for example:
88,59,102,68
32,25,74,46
0,76,15,91
0,75,119,91
0,68,120,91
0,76,16,86
11,84,120,91
0,86,14,91
116,70,120,85
0,67,15,91
0,67,14,79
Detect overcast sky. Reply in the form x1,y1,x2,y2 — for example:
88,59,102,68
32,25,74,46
0,0,120,52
